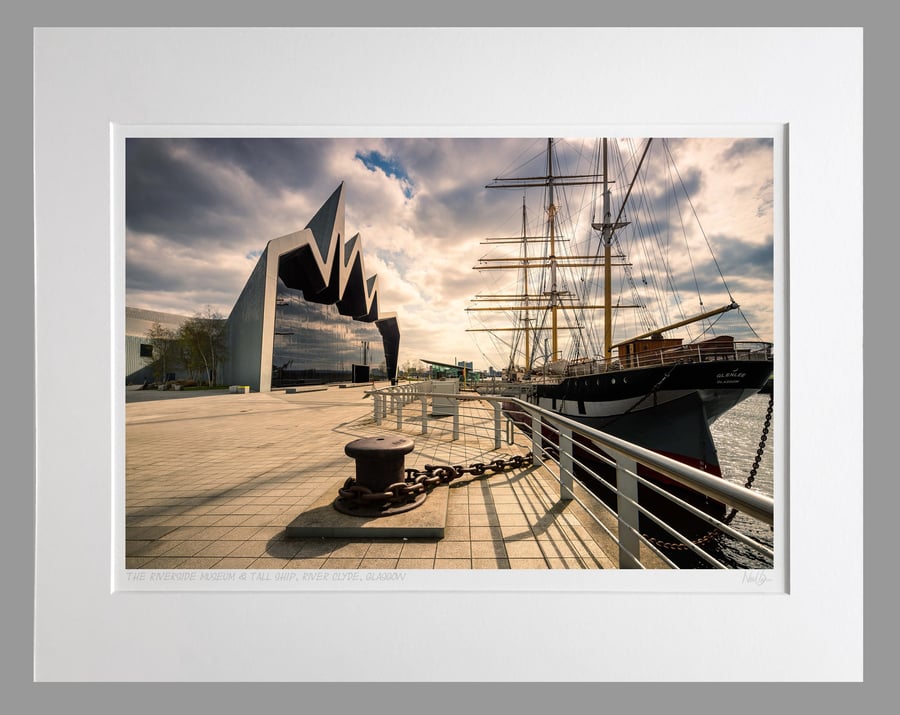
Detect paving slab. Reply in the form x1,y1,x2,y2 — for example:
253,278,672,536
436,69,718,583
285,481,448,538
124,384,662,569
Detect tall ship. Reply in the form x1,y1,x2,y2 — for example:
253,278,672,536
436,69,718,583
468,138,774,542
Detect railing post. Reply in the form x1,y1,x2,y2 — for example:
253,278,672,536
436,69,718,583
559,426,574,502
616,453,641,568
507,416,515,445
531,412,543,465
420,395,428,435
452,398,460,441
493,402,502,450
396,392,403,430
374,393,382,425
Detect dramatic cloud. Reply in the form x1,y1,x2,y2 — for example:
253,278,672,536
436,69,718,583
125,136,775,370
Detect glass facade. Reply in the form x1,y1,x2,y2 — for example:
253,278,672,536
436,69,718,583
271,278,386,388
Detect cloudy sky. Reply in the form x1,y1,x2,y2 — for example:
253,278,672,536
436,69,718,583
125,136,774,371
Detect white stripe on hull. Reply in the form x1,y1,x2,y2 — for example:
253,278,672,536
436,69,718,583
538,387,759,422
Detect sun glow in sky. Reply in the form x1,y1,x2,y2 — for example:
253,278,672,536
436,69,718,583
125,136,775,372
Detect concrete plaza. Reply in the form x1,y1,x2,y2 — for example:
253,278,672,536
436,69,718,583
125,384,660,570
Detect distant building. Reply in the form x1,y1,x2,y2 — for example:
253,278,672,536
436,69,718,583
223,184,399,391
125,307,191,384
126,184,400,392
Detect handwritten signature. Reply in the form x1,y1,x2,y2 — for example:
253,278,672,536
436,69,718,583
742,571,771,586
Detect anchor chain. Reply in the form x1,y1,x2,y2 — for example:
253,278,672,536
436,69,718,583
723,392,774,526
644,393,774,551
336,453,534,509
644,530,722,551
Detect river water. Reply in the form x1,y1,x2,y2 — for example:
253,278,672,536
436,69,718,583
684,392,776,569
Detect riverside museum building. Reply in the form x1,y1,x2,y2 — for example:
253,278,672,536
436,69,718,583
127,184,400,392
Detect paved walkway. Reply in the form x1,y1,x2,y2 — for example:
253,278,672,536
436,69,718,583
125,383,666,569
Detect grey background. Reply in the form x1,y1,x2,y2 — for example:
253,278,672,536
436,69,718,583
5,0,883,711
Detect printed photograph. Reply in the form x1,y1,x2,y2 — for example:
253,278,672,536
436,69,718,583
124,136,776,572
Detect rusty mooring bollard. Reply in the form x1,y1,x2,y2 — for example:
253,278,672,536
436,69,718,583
334,436,423,516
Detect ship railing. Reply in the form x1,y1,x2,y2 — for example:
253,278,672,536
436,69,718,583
566,341,773,372
483,343,774,381
366,383,774,569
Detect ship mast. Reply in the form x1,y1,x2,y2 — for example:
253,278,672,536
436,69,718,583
471,137,744,374
470,138,635,372
547,139,560,362
602,138,612,359
521,196,531,371
591,138,653,358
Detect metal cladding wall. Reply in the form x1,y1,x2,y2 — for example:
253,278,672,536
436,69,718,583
276,183,380,320
125,335,156,384
124,307,190,384
224,251,270,389
224,184,400,391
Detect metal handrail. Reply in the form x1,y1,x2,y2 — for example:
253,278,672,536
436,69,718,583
366,383,774,568
502,396,773,524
